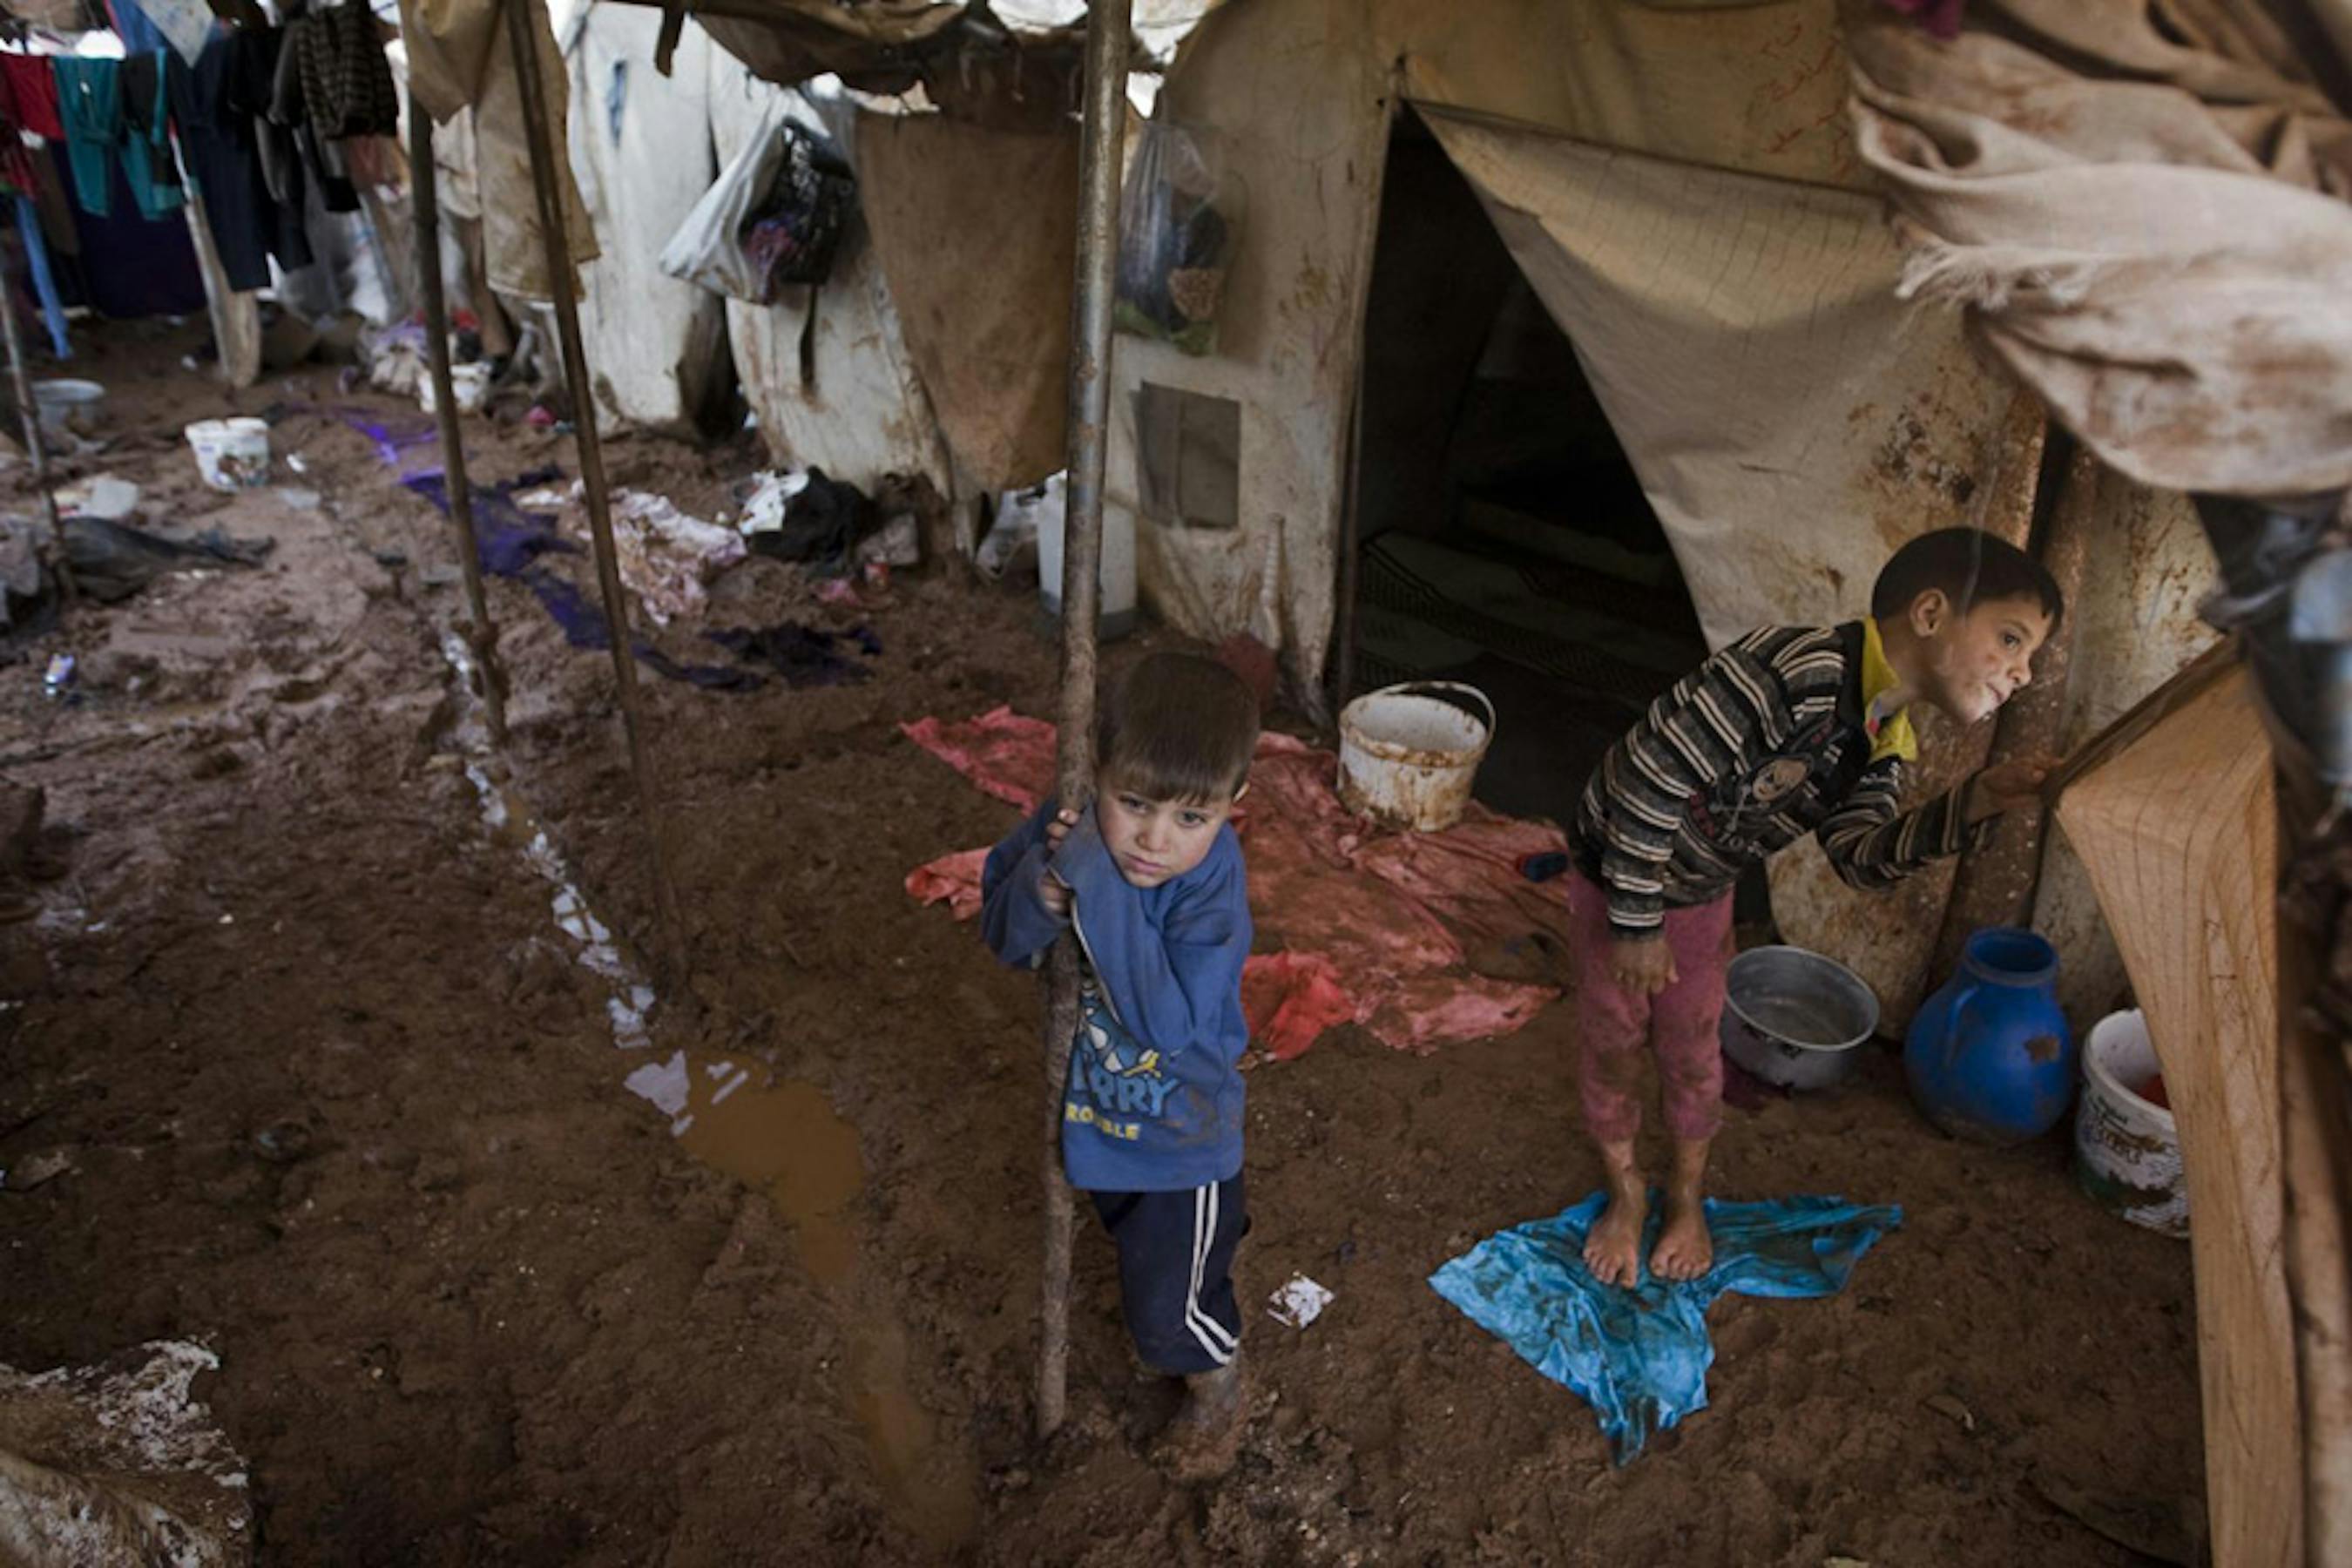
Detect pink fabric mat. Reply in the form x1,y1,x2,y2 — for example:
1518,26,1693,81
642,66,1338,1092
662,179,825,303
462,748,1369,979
902,706,1576,1058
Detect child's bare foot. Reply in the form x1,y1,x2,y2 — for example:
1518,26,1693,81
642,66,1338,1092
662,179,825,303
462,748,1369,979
1650,1191,1713,1281
1154,1358,1246,1484
1582,1183,1648,1288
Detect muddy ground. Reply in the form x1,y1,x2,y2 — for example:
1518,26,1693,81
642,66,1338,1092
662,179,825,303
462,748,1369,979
0,321,2203,1565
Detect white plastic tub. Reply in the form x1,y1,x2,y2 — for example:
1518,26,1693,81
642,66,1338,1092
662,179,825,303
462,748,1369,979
2074,1009,2187,1237
1335,681,1496,832
185,417,272,491
32,378,104,442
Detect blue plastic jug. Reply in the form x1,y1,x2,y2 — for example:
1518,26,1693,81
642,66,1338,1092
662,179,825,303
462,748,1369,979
1904,928,2076,1146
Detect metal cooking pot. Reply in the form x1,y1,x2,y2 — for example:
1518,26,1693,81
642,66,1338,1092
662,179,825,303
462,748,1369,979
1720,945,1881,1091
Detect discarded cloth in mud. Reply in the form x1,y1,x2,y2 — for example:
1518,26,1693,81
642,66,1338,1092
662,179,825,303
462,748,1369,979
744,467,875,573
706,621,878,687
52,517,274,604
1429,1193,1903,1463
0,1340,253,1566
901,706,1566,1057
517,482,746,626
405,469,875,691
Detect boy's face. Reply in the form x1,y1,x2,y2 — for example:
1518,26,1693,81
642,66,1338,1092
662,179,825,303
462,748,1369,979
1096,769,1239,889
1909,591,2052,726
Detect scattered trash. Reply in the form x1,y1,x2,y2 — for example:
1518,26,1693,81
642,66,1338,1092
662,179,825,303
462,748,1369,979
185,417,273,491
3,1148,72,1191
360,320,429,398
517,483,745,625
1923,1392,1977,1433
287,452,310,475
419,361,492,417
856,513,920,571
55,517,274,604
0,1341,252,1565
527,403,558,431
40,653,75,701
984,473,1061,585
744,467,878,573
1267,1274,1334,1328
815,578,860,607
276,489,323,511
55,475,139,523
861,560,890,591
737,469,811,536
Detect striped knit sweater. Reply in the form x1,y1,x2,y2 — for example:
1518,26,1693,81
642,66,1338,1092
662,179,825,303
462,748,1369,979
1571,622,1989,940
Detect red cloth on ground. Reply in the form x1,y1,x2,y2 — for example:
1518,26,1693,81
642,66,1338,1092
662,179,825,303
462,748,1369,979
901,707,1572,1058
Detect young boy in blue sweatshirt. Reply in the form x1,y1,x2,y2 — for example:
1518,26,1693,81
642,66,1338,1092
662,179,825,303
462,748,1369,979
980,651,1258,1472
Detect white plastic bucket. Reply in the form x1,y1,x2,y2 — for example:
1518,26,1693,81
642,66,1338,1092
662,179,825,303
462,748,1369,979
1335,681,1496,832
184,417,272,491
2074,1009,2187,1237
420,362,491,416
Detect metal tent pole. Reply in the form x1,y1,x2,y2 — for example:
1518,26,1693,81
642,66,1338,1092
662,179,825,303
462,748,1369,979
504,0,691,991
407,86,509,746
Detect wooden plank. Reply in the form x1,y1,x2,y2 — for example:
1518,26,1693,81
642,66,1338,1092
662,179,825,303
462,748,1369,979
2054,666,2295,1568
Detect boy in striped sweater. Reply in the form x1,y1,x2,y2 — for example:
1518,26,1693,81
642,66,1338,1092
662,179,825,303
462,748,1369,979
1567,529,2063,1288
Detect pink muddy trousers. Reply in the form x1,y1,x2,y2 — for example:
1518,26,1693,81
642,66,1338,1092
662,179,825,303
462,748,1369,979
1564,870,1734,1145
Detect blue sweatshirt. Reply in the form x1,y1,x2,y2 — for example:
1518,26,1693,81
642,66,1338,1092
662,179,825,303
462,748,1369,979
980,799,1252,1192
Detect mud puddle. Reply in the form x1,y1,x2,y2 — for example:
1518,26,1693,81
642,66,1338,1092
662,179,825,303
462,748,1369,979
639,1051,979,1551
453,729,978,1551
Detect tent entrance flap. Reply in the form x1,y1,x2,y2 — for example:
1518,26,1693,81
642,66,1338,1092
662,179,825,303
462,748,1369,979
1405,104,2022,1011
1346,105,1707,830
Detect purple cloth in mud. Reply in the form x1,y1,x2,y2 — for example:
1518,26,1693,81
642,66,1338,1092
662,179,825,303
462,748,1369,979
400,466,879,692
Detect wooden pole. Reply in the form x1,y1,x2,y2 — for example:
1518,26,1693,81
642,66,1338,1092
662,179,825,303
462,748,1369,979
1925,440,2093,979
504,0,691,991
407,87,509,747
0,230,72,607
1035,0,1131,1442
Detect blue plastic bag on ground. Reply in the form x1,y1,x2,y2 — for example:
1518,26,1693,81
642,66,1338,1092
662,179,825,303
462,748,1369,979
1429,1192,1902,1462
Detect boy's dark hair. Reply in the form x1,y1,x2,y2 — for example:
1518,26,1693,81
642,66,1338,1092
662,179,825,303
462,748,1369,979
1097,651,1260,803
1871,527,2065,629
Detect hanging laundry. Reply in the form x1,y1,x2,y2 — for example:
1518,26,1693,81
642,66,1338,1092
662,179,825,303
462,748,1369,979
54,58,125,219
118,51,183,221
267,15,358,213
294,0,400,140
0,56,62,141
167,34,314,293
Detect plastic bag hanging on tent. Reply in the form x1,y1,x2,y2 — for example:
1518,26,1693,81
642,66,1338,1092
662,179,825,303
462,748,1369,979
660,100,855,304
1113,119,1243,356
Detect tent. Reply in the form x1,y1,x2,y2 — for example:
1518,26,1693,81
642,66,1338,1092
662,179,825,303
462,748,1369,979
1075,0,2218,1031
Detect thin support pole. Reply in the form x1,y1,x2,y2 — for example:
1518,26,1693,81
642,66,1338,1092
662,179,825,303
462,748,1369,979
1035,0,1132,1443
0,235,72,606
408,88,509,746
504,0,691,991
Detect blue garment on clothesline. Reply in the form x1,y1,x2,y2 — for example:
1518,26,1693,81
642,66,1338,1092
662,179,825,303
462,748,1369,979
1429,1192,1902,1463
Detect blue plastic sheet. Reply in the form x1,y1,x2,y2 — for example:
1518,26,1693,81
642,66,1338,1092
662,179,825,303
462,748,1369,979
1429,1192,1902,1462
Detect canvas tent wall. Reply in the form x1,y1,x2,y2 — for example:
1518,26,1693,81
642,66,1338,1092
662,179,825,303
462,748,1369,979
683,44,1081,507
562,2,730,434
1107,0,2220,1027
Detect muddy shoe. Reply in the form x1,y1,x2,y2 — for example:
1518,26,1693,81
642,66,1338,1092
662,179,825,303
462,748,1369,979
1154,1357,1247,1484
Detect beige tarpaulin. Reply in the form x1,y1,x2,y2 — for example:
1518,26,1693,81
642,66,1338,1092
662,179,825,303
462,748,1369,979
399,0,599,301
1416,105,2020,1021
705,56,952,495
855,113,1078,491
563,5,727,431
1845,0,2352,497
2055,666,2294,1568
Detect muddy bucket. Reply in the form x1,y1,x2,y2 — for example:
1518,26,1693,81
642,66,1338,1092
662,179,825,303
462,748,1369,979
32,378,105,442
1336,681,1495,832
185,417,271,491
2074,1010,2187,1238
